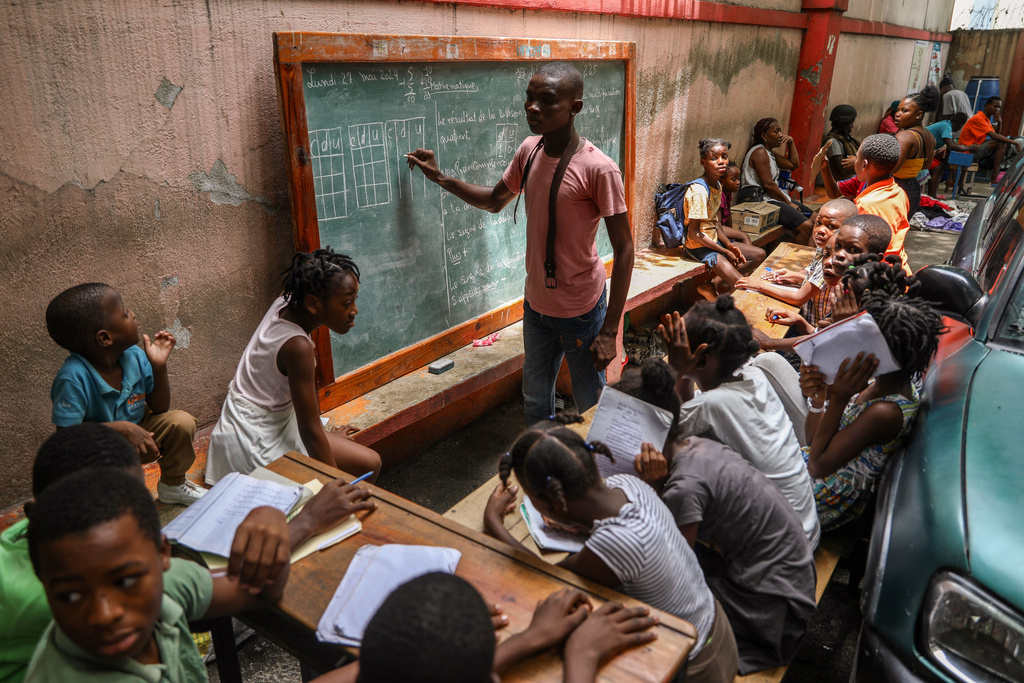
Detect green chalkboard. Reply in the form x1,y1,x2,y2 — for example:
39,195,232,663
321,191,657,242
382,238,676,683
299,60,626,376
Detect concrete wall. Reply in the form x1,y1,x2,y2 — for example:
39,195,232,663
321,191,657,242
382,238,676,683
846,0,955,32
828,33,950,142
946,28,1020,95
0,1,803,505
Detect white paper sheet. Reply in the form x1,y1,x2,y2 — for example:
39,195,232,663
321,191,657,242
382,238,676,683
520,496,586,553
162,472,303,558
793,312,900,383
585,386,674,478
316,544,462,646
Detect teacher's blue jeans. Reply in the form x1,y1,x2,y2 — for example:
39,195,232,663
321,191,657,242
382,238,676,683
522,289,607,426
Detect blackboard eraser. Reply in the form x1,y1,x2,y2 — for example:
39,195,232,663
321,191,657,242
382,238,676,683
428,359,455,374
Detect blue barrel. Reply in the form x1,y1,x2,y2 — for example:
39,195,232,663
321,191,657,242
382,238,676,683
965,77,1000,113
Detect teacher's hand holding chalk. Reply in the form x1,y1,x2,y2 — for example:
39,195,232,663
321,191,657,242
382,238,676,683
406,148,442,182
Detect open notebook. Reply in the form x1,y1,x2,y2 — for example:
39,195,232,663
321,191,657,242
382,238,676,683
316,544,462,646
793,311,899,383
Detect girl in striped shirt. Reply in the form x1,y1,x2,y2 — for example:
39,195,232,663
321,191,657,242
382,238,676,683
483,416,739,683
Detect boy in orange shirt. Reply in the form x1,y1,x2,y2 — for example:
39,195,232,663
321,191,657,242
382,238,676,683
960,97,1023,184
846,134,912,275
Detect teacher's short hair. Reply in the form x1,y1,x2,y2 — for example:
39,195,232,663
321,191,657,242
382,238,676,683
357,573,495,683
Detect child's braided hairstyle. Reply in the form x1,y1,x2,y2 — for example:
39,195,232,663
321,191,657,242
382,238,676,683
841,255,944,377
281,248,360,312
498,414,615,511
683,295,761,380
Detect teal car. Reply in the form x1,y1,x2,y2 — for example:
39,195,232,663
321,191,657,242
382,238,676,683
855,156,1024,682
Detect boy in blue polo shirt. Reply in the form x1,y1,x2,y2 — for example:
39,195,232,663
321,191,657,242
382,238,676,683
45,283,205,505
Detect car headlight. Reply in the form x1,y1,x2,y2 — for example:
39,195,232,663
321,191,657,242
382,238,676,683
920,571,1024,682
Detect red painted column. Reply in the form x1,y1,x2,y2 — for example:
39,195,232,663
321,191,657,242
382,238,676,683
789,0,849,192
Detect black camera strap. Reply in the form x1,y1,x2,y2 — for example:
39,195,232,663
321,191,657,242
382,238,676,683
511,132,581,289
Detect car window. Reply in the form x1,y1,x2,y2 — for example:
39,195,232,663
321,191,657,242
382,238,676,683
994,223,1024,351
976,193,1024,294
974,156,1024,270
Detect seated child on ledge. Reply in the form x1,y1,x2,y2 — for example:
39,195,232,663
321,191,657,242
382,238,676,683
45,283,205,506
24,468,290,682
206,248,381,485
684,139,757,300
718,161,766,269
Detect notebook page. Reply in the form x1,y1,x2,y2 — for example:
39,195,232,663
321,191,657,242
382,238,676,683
586,386,673,478
520,496,586,553
316,544,462,646
793,312,900,383
163,472,303,558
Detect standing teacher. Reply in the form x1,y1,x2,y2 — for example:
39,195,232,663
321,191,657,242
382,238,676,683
407,62,634,425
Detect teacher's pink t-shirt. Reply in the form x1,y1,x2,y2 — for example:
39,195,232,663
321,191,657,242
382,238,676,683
502,136,627,318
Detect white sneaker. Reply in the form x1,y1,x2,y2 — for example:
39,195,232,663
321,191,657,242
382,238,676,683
158,479,208,506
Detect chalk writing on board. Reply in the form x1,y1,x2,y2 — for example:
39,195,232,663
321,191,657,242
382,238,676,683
385,118,426,201
349,123,391,208
309,127,350,220
496,123,519,161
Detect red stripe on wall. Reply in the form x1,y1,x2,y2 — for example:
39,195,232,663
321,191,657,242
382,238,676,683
414,1,952,43
414,0,808,29
839,17,952,43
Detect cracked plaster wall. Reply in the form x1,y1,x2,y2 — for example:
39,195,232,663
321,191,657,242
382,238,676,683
827,33,950,143
1,0,804,504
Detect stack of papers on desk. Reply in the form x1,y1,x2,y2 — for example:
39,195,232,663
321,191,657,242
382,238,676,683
316,544,462,646
586,387,673,478
163,471,304,558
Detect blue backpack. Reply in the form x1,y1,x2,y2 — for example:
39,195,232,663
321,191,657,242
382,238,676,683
654,178,709,249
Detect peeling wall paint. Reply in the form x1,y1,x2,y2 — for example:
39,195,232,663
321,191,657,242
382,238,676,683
827,33,949,143
946,29,1019,96
154,78,184,110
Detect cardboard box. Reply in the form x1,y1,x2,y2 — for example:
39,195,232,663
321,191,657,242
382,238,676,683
731,201,781,233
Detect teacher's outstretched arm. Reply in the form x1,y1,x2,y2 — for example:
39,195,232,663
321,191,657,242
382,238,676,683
592,212,634,372
407,148,515,213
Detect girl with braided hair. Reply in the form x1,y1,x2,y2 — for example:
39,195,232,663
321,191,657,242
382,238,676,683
659,297,820,547
206,248,381,484
799,257,943,530
482,414,739,683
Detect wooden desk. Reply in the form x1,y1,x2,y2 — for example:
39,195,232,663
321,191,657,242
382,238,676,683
734,243,815,338
249,451,695,682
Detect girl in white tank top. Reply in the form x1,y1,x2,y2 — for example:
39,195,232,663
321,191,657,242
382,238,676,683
206,249,381,485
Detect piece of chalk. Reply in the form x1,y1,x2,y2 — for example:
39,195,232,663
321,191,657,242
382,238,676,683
428,359,455,374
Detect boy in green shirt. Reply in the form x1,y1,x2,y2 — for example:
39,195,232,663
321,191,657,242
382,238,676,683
24,468,289,682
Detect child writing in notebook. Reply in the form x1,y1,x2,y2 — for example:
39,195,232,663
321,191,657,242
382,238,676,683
737,198,856,309
658,298,819,547
206,248,381,485
799,258,944,530
483,417,739,683
684,140,755,299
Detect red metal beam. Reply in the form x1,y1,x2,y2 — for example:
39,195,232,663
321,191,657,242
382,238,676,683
840,17,952,43
789,0,846,192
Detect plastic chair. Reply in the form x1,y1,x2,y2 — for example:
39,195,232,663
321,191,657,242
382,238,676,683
947,151,978,200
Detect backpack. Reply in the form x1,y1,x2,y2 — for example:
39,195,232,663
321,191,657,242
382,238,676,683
654,178,709,249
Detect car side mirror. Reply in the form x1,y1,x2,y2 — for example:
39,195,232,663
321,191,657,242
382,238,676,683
916,265,986,327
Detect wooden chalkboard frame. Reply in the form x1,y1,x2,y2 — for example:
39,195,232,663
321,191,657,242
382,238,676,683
274,32,636,411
